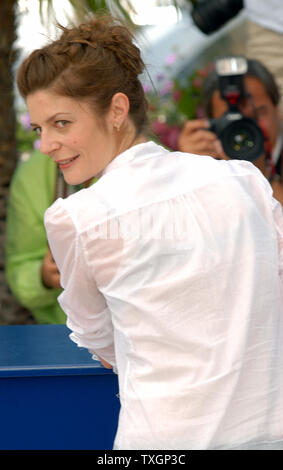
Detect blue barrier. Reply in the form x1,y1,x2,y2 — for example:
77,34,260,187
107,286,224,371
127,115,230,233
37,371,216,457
0,324,120,450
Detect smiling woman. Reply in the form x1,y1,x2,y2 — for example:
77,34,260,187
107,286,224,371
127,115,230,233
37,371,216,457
15,13,283,451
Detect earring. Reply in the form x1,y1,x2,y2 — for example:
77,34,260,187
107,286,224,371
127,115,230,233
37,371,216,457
114,123,121,132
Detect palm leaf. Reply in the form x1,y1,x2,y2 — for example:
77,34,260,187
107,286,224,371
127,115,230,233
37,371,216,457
36,0,183,27
37,0,136,26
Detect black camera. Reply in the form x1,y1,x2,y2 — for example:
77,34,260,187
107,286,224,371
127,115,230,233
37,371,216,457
209,57,265,162
191,0,243,35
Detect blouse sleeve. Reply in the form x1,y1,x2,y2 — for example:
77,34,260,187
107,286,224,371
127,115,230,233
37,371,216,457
44,199,116,367
272,197,283,283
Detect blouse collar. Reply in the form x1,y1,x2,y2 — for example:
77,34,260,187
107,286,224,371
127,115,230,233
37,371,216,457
101,141,161,176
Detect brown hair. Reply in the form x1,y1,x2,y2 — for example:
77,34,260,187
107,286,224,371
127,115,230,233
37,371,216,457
17,15,149,135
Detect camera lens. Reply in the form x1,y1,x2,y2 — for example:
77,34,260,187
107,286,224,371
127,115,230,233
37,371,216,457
220,118,264,161
231,129,254,151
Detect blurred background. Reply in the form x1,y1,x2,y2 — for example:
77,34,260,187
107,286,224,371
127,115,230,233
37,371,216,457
0,0,247,324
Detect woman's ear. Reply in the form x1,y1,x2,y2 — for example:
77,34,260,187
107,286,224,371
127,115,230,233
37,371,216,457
109,92,130,130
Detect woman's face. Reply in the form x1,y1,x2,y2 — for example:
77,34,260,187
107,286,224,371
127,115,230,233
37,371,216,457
27,89,117,185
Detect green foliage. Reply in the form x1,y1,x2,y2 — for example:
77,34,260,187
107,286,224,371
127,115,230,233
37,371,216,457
16,111,39,154
144,62,212,150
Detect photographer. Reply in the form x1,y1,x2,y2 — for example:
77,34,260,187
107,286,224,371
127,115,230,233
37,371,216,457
245,0,283,117
191,0,283,115
178,57,283,205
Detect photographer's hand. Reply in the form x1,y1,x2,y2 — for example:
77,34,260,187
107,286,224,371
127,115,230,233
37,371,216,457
178,119,229,160
41,247,61,289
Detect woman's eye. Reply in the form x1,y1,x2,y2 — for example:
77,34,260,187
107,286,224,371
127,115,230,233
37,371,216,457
56,120,69,128
32,127,42,136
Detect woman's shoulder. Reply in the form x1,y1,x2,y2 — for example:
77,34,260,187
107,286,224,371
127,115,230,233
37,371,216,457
45,183,109,236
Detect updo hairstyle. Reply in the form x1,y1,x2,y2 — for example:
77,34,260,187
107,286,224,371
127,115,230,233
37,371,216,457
17,15,149,135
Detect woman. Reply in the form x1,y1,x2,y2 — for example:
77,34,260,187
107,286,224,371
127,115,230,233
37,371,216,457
17,15,283,450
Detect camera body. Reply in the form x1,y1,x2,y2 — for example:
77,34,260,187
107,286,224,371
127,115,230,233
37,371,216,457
191,0,243,35
209,57,265,162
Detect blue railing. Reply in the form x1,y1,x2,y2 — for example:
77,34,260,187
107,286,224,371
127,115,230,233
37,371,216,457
0,324,120,450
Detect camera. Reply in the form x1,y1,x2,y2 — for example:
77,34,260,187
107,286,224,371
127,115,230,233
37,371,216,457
209,57,265,162
191,0,243,35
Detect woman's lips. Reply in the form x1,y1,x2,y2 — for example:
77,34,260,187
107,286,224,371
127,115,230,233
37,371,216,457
58,155,79,170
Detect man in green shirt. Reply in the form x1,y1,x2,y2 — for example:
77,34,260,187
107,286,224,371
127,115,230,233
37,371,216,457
5,151,93,324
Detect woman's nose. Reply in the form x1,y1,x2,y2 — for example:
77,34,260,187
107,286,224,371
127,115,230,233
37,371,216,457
40,131,61,156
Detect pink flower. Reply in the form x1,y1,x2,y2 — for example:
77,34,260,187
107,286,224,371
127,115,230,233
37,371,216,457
19,112,31,131
195,105,206,119
157,72,165,82
173,90,182,102
33,139,41,150
192,77,202,88
165,52,176,65
152,120,180,151
143,83,152,94
160,80,173,96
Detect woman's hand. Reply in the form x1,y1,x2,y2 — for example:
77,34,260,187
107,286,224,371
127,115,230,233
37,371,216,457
98,356,113,369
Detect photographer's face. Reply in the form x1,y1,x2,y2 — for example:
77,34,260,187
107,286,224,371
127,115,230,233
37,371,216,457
211,76,281,149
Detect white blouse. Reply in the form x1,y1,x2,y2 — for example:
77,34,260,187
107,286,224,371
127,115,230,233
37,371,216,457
45,141,283,450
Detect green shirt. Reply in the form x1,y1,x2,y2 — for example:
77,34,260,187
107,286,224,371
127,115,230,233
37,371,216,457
5,151,87,324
